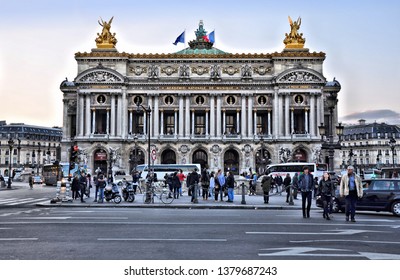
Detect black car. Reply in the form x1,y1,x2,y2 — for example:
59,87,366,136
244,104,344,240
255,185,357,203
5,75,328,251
316,179,400,217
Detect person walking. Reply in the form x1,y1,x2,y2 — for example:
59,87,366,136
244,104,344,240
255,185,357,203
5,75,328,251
217,169,226,202
177,169,186,197
96,172,106,203
292,173,299,199
275,174,283,194
28,172,34,190
226,171,235,202
261,173,272,204
319,172,335,220
79,172,87,203
172,171,181,199
188,168,200,203
71,175,80,200
284,173,292,203
298,166,314,218
201,168,210,200
209,171,215,199
339,165,363,222
249,172,257,195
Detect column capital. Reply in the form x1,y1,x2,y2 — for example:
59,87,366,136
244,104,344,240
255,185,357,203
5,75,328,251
91,108,96,112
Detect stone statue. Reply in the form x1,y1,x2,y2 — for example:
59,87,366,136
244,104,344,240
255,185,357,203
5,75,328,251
283,16,306,49
95,17,118,48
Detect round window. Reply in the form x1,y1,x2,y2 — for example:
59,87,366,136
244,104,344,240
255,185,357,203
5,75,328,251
258,96,267,105
195,96,205,105
294,95,304,104
97,95,106,104
133,96,143,105
227,95,236,105
165,96,174,105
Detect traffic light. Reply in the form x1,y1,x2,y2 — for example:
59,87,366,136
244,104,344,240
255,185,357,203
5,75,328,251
69,145,79,163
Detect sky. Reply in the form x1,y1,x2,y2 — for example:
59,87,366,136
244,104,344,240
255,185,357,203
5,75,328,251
0,0,399,127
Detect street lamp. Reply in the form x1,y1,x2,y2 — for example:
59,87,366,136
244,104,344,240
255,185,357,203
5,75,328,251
389,137,397,168
17,138,21,168
7,136,14,188
37,142,41,175
136,103,152,203
318,122,344,171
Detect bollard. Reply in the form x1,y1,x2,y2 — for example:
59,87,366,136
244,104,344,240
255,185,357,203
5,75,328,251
288,185,294,205
241,182,247,205
50,181,62,203
63,181,73,202
193,183,199,203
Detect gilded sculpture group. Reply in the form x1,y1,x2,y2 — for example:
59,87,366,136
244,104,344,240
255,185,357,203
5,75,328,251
94,16,306,50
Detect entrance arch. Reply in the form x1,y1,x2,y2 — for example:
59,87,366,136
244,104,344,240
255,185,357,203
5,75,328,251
161,149,176,164
292,148,308,162
129,148,145,173
93,149,108,174
192,149,208,170
224,149,240,175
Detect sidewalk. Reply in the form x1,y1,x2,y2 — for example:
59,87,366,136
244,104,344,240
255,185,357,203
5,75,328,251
37,191,318,210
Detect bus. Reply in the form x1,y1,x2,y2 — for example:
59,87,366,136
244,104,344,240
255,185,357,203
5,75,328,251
265,162,328,179
362,169,382,180
380,167,400,179
42,164,63,186
137,163,201,181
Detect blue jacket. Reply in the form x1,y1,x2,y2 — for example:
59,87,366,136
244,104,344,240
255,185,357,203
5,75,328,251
298,173,314,192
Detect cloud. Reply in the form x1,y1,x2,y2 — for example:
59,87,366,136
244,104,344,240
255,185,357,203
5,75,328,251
340,109,400,125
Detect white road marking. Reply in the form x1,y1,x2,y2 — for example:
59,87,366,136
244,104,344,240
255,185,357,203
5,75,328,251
0,238,38,241
291,239,400,245
247,229,384,235
98,238,227,242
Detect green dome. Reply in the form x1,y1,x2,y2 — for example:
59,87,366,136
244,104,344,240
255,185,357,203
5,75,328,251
175,47,228,55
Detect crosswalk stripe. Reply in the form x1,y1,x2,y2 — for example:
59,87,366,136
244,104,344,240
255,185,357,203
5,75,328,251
0,198,49,206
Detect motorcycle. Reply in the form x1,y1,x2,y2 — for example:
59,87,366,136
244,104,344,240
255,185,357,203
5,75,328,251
121,181,135,202
104,183,122,204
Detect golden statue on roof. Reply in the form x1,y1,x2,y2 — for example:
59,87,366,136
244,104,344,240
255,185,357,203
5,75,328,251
95,17,118,49
284,16,306,49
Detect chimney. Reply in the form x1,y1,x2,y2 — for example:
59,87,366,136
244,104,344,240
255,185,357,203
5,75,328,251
358,119,366,125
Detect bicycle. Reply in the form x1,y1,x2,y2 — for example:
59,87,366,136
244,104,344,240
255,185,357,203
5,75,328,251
143,182,174,204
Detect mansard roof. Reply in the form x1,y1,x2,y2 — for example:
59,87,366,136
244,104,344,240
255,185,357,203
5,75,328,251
343,122,400,136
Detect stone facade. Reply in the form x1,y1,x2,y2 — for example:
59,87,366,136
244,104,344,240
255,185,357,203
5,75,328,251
60,20,341,175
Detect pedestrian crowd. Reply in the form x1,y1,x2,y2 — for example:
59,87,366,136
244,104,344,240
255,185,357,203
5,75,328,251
65,164,363,223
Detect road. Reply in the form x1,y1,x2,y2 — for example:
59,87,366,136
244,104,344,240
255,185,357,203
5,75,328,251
0,185,399,260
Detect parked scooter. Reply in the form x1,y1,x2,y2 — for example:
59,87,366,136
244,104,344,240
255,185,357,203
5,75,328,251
104,183,122,204
120,179,135,202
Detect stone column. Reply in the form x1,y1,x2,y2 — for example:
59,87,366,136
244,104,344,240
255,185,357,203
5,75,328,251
174,109,178,136
62,99,69,139
222,109,226,135
285,94,290,136
153,94,159,137
216,94,222,137
319,92,324,127
178,95,184,137
247,95,253,136
78,94,84,136
278,94,283,136
290,108,294,134
236,109,240,134
254,109,257,136
111,94,116,136
185,95,190,137
273,87,279,137
305,108,309,134
117,95,122,136
241,95,246,137
91,109,96,134
160,109,164,136
205,109,209,136
210,94,215,137
317,93,321,135
191,109,195,136
268,109,272,135
121,89,127,139
310,93,316,136
106,109,110,135
129,110,133,134
85,94,91,136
